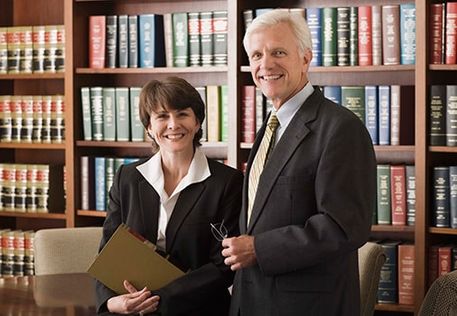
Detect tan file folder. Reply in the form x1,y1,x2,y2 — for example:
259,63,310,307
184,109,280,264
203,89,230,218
88,224,184,294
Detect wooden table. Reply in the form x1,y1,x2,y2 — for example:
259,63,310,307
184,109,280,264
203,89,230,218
0,273,96,315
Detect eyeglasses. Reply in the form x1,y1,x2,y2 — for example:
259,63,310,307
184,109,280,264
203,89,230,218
210,220,228,242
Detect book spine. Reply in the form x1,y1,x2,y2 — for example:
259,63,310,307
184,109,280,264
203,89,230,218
21,96,33,143
105,157,114,210
188,12,201,67
429,85,446,146
10,96,22,142
241,86,256,143
90,87,104,141
55,25,65,73
80,87,92,141
391,165,406,226
377,164,391,224
41,96,52,143
382,5,400,65
195,86,207,142
323,86,342,105
20,26,33,74
358,6,372,66
398,244,415,305
378,85,391,145
14,164,27,212
446,85,457,146
400,4,416,65
163,13,174,68
200,11,214,66
0,96,12,142
438,246,452,276
341,86,365,123
118,15,129,68
336,7,350,66
7,27,20,73
89,16,106,68
306,7,322,67
446,3,457,64
32,26,45,73
243,10,254,31
255,87,265,134
365,85,378,145
94,157,106,211
43,25,58,73
115,87,130,141
450,166,457,229
80,156,90,210
220,85,228,142
430,4,444,64
378,242,399,303
322,7,337,66
172,13,189,67
371,6,382,66
433,166,450,227
429,245,439,286
129,87,143,141
0,27,7,73
206,85,220,142
405,165,416,226
390,85,401,146
32,96,42,143
213,10,228,66
106,15,118,68
349,7,358,66
102,88,116,141
128,15,138,68
50,95,65,143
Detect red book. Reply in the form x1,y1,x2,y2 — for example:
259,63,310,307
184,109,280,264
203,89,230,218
398,243,415,305
241,85,256,143
89,15,106,68
438,246,452,276
430,4,444,64
445,2,457,64
358,6,372,66
391,165,406,225
428,245,439,287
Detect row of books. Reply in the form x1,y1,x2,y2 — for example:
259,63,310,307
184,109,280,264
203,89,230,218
432,166,457,229
244,4,416,67
429,85,457,147
0,164,65,214
0,95,65,144
81,85,228,143
429,2,457,65
81,156,139,211
0,229,35,277
0,25,65,74
89,10,227,69
377,241,415,305
428,244,457,286
375,165,415,227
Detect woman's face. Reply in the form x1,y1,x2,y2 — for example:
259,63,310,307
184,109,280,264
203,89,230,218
148,106,200,155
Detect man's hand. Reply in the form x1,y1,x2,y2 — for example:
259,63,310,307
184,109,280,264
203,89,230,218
221,235,257,271
107,280,160,315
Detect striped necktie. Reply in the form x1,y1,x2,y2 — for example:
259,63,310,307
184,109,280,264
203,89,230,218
247,112,279,225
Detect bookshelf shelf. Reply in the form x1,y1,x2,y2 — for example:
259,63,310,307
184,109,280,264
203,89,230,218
429,146,457,153
0,211,66,220
429,227,457,235
375,304,415,313
0,143,66,150
76,66,228,74
371,225,415,233
0,73,65,80
429,64,457,71
77,210,107,218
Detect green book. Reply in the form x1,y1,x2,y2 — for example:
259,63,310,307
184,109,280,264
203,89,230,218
341,86,365,124
220,85,228,142
129,87,143,141
115,87,130,141
90,87,103,141
377,164,391,225
80,87,92,141
103,88,116,141
200,11,214,66
322,7,337,66
349,7,358,66
172,12,188,67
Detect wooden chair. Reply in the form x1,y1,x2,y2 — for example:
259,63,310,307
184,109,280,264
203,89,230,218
358,242,386,316
34,227,103,275
418,270,457,316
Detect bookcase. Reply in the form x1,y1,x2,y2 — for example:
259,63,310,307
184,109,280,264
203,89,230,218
0,0,456,314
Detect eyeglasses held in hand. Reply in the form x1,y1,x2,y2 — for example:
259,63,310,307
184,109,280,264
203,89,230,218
210,220,228,241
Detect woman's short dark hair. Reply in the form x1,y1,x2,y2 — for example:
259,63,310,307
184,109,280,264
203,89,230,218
139,77,205,147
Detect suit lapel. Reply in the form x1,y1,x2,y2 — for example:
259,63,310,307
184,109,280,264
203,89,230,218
247,88,323,233
138,178,160,243
165,182,205,252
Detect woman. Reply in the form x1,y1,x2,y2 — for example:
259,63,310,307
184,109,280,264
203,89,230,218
95,77,243,315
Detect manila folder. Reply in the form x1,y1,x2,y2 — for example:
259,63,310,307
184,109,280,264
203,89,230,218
88,224,184,294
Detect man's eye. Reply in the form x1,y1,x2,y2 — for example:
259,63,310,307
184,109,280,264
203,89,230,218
251,53,261,60
274,51,286,56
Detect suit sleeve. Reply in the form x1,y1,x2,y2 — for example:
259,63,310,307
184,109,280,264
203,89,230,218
154,169,243,315
95,165,124,314
254,112,377,276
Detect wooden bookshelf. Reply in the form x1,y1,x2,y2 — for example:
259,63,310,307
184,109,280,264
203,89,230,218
0,0,453,314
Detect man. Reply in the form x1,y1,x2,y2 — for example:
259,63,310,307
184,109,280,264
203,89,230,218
221,9,376,316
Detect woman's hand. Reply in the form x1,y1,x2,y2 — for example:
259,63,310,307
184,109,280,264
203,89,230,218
107,280,160,315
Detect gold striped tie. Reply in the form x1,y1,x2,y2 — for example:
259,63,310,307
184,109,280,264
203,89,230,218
247,112,279,225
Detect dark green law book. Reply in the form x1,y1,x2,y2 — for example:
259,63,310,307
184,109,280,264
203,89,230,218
213,10,228,66
115,87,130,141
429,85,446,146
106,15,117,68
188,12,201,67
322,7,337,66
129,87,143,142
337,7,350,66
128,15,138,68
377,164,391,225
341,86,365,123
349,7,358,66
200,11,214,66
103,87,116,141
172,12,188,67
118,15,129,68
80,87,92,141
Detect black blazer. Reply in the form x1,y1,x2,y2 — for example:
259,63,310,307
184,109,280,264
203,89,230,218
230,87,377,316
96,157,243,316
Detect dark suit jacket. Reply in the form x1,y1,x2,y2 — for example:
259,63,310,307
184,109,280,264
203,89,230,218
95,157,243,316
230,87,377,316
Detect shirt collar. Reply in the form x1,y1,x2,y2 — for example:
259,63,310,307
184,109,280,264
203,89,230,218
136,147,211,200
275,82,314,127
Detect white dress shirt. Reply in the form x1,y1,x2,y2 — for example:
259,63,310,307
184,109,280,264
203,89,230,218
136,147,211,251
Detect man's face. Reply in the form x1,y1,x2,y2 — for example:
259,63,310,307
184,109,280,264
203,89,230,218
246,22,311,109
